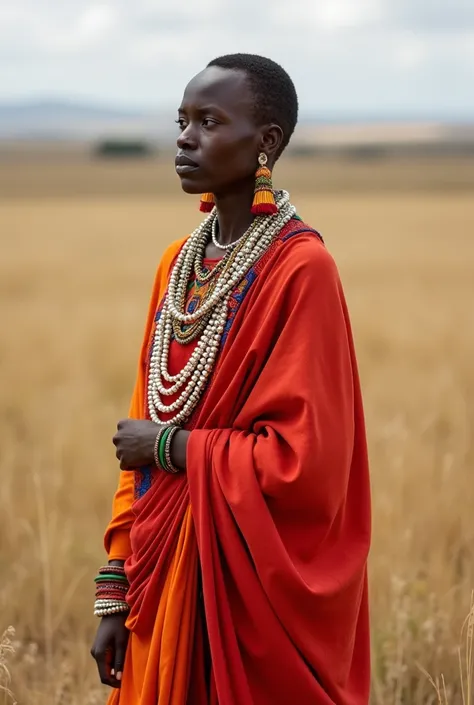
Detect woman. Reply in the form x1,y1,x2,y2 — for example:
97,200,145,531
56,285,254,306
91,53,371,705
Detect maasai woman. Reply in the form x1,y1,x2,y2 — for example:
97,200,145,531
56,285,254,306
91,53,371,705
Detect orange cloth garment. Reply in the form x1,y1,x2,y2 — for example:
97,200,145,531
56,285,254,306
104,235,188,561
107,506,200,705
104,243,216,705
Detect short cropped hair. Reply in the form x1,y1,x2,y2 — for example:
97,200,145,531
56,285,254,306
207,53,298,158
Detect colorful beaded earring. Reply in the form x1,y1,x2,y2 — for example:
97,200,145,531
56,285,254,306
251,153,277,215
199,193,215,212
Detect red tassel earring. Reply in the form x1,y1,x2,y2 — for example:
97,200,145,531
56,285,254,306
199,193,215,212
251,153,277,215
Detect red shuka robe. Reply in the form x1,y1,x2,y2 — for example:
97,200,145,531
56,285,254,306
104,220,371,705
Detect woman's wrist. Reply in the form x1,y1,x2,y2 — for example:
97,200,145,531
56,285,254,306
170,429,190,471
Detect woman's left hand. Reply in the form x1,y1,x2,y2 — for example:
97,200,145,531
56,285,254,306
112,419,161,470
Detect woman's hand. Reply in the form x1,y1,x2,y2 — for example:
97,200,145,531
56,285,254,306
90,613,129,688
112,419,161,470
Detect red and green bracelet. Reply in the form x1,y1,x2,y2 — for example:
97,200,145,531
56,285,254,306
93,565,129,618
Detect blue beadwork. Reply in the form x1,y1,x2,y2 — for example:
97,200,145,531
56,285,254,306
135,466,153,499
187,297,199,314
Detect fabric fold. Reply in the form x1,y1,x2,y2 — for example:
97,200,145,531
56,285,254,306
186,231,371,704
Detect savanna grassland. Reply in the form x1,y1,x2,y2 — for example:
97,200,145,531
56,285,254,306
1,151,474,704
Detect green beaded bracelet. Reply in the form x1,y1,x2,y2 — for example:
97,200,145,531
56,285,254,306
164,425,181,474
94,574,129,583
159,426,173,470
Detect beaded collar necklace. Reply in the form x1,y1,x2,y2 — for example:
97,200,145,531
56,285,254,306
147,190,296,426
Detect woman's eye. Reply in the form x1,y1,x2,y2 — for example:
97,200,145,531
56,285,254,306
175,119,186,130
202,119,216,128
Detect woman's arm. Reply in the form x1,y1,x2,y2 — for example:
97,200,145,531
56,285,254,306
104,236,189,561
171,430,191,470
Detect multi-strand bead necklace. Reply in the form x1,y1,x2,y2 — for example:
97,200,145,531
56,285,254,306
147,190,296,426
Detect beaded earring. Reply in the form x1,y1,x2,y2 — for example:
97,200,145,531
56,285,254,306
199,193,215,212
251,153,277,215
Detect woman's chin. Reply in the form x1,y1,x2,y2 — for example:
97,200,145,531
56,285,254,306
178,177,205,195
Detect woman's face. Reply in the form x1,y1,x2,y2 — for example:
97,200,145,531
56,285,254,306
175,66,264,196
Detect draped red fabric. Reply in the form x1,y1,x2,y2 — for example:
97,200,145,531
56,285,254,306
186,230,371,704
105,222,371,705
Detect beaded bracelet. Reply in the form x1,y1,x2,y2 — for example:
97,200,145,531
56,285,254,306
94,564,130,618
163,425,181,474
96,582,128,591
158,426,172,470
153,425,181,473
94,600,129,617
153,425,170,469
98,564,125,572
157,425,180,474
96,589,128,600
95,566,126,577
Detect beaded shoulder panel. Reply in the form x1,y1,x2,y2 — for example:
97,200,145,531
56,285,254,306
134,218,322,499
221,218,322,345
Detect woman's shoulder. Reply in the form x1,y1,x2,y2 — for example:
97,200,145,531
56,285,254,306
277,219,338,279
159,235,189,271
149,236,189,299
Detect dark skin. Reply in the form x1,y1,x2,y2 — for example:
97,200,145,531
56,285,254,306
91,65,284,688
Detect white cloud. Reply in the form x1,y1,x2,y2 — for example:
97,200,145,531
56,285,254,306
33,4,119,54
0,0,473,118
393,32,427,70
77,4,118,41
273,0,381,31
313,0,382,31
130,30,203,65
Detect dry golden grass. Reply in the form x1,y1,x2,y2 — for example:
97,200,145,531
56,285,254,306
1,150,474,199
0,156,474,704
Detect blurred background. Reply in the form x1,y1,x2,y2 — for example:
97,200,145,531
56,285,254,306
1,2,473,704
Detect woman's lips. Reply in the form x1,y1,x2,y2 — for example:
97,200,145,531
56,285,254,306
176,164,199,175
175,155,199,175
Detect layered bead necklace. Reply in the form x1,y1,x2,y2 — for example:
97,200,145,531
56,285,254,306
147,190,296,426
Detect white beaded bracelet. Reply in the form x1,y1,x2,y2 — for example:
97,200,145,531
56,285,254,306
94,606,129,617
94,598,129,617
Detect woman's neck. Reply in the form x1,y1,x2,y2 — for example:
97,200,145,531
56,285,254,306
214,187,255,246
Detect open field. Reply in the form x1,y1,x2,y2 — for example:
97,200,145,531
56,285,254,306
1,149,474,198
1,155,474,704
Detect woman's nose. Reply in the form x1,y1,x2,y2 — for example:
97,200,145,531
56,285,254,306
177,124,198,150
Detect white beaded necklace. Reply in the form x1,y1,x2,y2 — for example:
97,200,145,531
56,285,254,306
211,217,246,251
147,190,296,426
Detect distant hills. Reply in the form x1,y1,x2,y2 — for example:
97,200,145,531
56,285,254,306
0,100,473,150
0,100,176,141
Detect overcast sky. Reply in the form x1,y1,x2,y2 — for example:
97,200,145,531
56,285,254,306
1,0,473,118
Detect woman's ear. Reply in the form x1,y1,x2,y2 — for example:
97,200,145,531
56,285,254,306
260,124,284,164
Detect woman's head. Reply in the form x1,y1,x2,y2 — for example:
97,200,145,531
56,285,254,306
175,54,298,197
